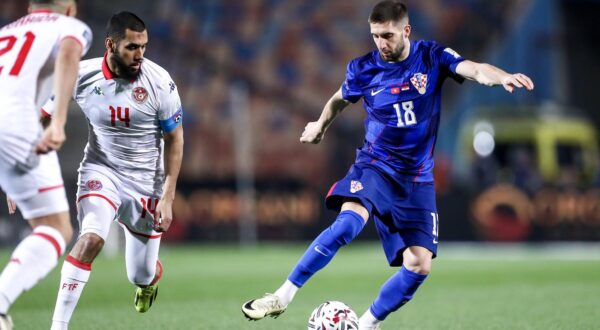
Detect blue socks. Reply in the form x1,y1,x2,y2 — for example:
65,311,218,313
288,210,365,287
370,266,428,320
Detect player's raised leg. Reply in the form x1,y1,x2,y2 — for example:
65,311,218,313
0,213,70,329
242,200,368,320
51,193,117,330
358,246,431,329
121,226,162,313
0,153,72,330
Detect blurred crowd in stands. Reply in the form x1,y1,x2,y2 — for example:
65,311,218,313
0,0,521,189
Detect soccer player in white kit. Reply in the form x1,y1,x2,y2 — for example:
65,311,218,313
41,12,184,330
0,1,91,329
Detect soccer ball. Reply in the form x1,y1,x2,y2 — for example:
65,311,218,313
307,301,359,330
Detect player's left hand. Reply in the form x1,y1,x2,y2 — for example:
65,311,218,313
153,198,173,232
35,122,66,154
501,73,534,93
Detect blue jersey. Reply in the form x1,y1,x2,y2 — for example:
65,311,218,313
341,40,465,182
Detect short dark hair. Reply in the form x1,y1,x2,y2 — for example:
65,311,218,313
106,11,146,42
369,0,408,24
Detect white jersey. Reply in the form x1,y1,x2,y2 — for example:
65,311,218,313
43,56,183,190
0,10,91,159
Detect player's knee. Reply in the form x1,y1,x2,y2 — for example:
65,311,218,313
403,255,432,275
327,211,365,246
340,200,369,222
127,266,154,286
30,211,73,243
403,247,432,275
61,225,74,243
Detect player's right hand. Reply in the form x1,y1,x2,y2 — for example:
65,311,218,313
6,197,16,215
300,121,326,144
35,122,66,154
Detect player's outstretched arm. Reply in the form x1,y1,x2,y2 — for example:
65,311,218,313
35,38,83,154
154,125,184,232
300,88,350,144
455,60,534,93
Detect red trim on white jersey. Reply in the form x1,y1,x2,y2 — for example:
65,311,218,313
38,184,64,193
66,255,92,271
102,53,116,80
60,35,84,50
78,193,117,210
119,221,162,239
101,52,138,82
30,10,53,14
41,108,51,118
32,232,62,257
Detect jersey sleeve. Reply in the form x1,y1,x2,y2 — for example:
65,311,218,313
431,42,465,82
40,61,84,117
341,60,363,103
157,78,183,133
58,17,93,57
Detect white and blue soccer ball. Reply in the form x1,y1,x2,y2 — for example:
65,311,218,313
308,301,359,330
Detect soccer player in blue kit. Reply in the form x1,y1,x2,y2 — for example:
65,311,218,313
242,1,534,329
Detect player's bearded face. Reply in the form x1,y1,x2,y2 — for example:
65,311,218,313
370,21,410,62
108,29,147,80
110,48,142,80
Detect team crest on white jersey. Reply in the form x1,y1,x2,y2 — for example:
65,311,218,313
410,73,428,95
350,180,363,193
85,179,103,191
132,87,148,104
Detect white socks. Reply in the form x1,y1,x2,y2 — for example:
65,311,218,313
0,226,65,314
51,256,92,330
274,280,299,306
359,308,381,328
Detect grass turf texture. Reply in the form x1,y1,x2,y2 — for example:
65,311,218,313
3,243,599,329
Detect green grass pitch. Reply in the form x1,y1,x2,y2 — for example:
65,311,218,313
3,243,599,329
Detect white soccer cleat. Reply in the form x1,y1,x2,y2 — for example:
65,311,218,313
242,293,287,320
0,314,13,330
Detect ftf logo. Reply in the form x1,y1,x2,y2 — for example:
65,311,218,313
350,180,363,193
62,282,79,291
410,73,428,95
132,87,148,104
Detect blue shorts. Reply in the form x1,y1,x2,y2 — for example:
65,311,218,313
325,163,439,266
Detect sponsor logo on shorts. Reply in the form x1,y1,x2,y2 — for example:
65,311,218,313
85,179,103,191
350,180,363,193
132,86,148,104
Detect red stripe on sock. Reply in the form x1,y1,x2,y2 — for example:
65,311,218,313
150,260,163,285
66,255,92,271
32,232,62,257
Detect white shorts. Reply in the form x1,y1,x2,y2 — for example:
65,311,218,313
76,163,163,240
0,147,69,220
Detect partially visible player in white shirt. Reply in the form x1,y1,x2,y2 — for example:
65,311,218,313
0,1,91,329
40,12,184,330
